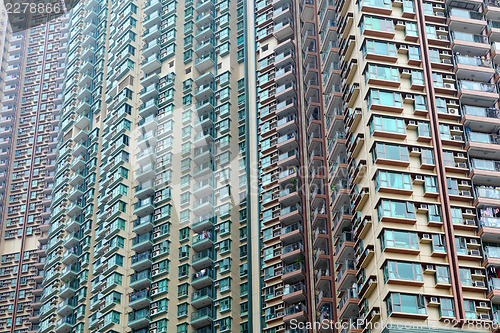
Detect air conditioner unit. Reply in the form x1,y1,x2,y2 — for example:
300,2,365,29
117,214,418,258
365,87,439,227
475,281,486,288
444,83,455,89
408,120,417,126
430,297,439,303
460,190,471,196
479,301,488,307
469,250,481,256
438,27,447,32
457,153,465,159
415,174,423,181
420,204,428,210
405,94,414,100
436,11,445,17
435,4,444,8
456,162,467,168
453,126,461,131
412,147,421,153
452,135,463,141
466,219,476,225
426,264,435,271
402,69,411,74
479,314,490,320
475,269,483,275
438,35,449,40
396,21,405,27
465,209,474,215
399,44,408,50
422,234,431,240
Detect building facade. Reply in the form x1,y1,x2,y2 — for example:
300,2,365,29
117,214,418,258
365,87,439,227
12,0,500,332
0,6,68,333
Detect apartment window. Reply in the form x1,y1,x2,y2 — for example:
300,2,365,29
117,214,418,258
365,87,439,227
369,115,405,134
425,25,437,39
439,124,451,140
368,89,402,108
421,148,434,165
179,246,189,259
359,0,391,9
405,22,418,37
383,260,422,282
220,277,230,292
386,293,426,315
436,265,450,283
179,227,190,241
436,98,447,114
455,237,467,255
177,303,188,317
464,300,476,319
220,239,231,253
220,221,230,235
440,298,455,318
408,46,420,61
373,143,408,162
220,297,231,312
428,205,442,223
378,199,415,221
450,207,463,225
361,16,394,33
424,176,438,194
381,229,419,250
411,70,424,86
178,264,189,278
178,284,188,298
460,268,472,286
442,151,455,167
363,40,397,57
431,234,446,253
417,122,430,138
220,257,231,272
414,95,427,110
177,323,188,333
374,171,411,191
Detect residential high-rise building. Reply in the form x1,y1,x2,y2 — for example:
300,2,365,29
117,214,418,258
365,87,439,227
22,0,500,332
0,7,69,333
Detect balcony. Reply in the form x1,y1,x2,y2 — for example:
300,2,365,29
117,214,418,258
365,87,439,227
338,286,360,319
281,241,304,264
134,198,155,217
130,270,152,289
283,282,307,303
195,53,215,72
192,231,214,252
57,298,76,316
280,222,304,243
451,31,490,55
467,132,500,159
131,251,152,271
133,215,154,234
132,233,153,253
282,262,306,283
191,287,213,308
129,289,151,310
458,80,498,106
191,307,213,328
128,309,151,330
192,249,214,269
462,106,500,132
192,268,215,289
280,203,303,224
273,19,294,41
284,303,307,323
454,55,494,81
448,8,486,34
192,195,214,216
55,317,74,333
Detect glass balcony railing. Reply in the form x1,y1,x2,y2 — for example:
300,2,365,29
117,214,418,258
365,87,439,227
131,251,151,264
281,204,302,216
131,270,151,283
451,31,489,44
283,262,305,275
454,55,492,68
459,80,497,93
480,216,500,229
462,106,500,119
284,282,306,295
476,186,500,199
284,303,307,316
485,246,500,259
448,8,484,20
472,158,500,172
468,132,500,145
282,242,304,254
